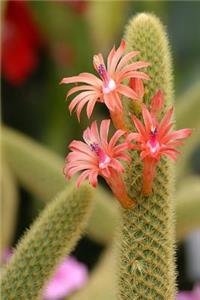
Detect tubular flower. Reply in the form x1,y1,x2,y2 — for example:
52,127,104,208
128,90,192,196
61,39,150,121
64,119,135,208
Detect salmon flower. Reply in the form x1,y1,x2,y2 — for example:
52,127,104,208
128,90,192,196
61,40,150,122
64,119,135,208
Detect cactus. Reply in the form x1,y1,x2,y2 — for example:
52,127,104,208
2,126,118,245
0,160,18,255
1,185,93,300
118,14,176,299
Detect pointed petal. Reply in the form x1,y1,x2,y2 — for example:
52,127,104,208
86,98,98,118
142,104,153,132
61,73,102,86
69,91,97,113
76,97,92,121
89,171,98,187
130,78,144,99
103,94,116,111
131,115,147,139
159,122,173,141
109,129,125,149
76,170,91,187
168,128,192,140
119,61,151,76
126,132,141,143
110,159,124,172
116,51,140,71
118,84,139,100
109,39,126,74
118,71,150,81
150,89,164,116
90,121,100,144
100,119,110,145
159,107,174,134
107,45,116,71
67,85,98,98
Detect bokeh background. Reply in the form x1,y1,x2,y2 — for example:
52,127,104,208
1,0,200,297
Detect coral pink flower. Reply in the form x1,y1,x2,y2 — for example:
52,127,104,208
128,90,192,196
61,40,150,122
64,119,135,208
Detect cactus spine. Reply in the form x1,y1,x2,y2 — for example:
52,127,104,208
118,14,176,299
1,185,93,300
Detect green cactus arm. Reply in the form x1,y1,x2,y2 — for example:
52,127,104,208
176,176,200,240
2,126,66,202
1,184,93,300
68,245,116,300
0,160,19,255
175,81,200,181
176,80,200,129
118,13,176,300
2,126,118,245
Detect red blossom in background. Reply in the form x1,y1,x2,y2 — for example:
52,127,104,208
66,0,88,14
64,120,135,208
128,90,192,196
1,0,43,85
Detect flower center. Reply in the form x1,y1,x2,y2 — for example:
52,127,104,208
90,142,111,169
98,64,116,94
147,126,160,154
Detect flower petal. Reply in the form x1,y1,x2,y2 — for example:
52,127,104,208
116,51,140,71
118,84,140,100
109,39,126,74
142,104,153,133
131,115,147,139
100,119,110,146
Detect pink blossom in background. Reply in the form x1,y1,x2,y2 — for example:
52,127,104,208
1,249,13,264
43,257,88,300
177,284,200,300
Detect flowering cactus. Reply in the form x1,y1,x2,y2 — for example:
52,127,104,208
0,10,195,300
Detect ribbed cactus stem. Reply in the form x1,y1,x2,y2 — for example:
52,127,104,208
118,14,176,299
1,185,93,300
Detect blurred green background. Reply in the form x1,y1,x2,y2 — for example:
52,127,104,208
1,0,200,293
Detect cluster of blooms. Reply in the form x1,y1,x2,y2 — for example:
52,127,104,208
62,40,192,208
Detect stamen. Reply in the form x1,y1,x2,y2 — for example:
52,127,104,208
147,126,160,154
90,142,111,168
98,64,110,85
